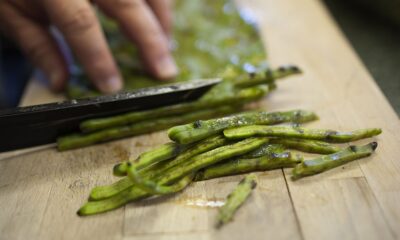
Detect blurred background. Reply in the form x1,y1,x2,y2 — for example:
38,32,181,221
324,0,400,116
0,0,399,115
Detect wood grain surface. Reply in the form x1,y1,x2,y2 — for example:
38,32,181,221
1,0,399,239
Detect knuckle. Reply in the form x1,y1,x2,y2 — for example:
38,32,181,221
140,31,168,55
59,7,97,34
24,40,50,62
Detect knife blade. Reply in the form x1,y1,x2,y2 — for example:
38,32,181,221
0,79,221,152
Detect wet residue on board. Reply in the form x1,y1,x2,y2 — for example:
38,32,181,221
134,141,144,147
112,145,130,161
174,197,225,208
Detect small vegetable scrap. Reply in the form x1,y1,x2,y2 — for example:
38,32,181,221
216,174,258,228
77,110,381,222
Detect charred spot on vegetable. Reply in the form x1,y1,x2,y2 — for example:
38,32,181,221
193,120,202,128
293,110,302,122
349,145,357,152
289,65,301,73
371,142,378,151
277,66,286,72
325,130,338,141
249,72,256,78
173,145,185,156
266,112,281,123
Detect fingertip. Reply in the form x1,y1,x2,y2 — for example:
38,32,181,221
153,55,178,80
96,75,123,93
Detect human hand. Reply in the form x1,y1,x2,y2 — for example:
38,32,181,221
0,0,177,93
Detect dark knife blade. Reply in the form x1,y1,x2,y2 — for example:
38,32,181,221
0,79,221,152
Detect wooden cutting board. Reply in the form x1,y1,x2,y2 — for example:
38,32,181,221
1,0,399,239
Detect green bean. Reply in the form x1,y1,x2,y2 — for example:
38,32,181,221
291,142,378,180
216,173,257,228
112,142,187,177
168,110,318,144
230,65,301,88
89,177,133,201
127,137,268,194
80,84,270,133
224,126,382,143
78,187,149,216
113,142,186,177
58,106,238,151
269,138,342,154
195,152,302,181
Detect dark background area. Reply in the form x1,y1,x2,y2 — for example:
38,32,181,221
324,0,400,116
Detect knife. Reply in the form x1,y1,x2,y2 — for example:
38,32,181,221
0,79,221,152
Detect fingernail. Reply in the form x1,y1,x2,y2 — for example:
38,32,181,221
98,76,123,93
155,55,178,80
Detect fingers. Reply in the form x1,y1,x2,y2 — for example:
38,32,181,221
146,0,173,36
0,2,68,91
43,0,122,93
96,0,177,80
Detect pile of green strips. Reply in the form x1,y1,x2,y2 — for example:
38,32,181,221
78,109,381,227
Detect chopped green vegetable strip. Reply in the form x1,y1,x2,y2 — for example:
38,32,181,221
195,152,302,181
89,177,133,201
112,142,186,177
224,126,382,143
58,106,238,151
78,187,150,216
231,65,301,88
269,138,342,154
168,110,318,144
131,142,185,171
216,173,257,228
291,142,378,180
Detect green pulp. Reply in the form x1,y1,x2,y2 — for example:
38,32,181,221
68,0,267,98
